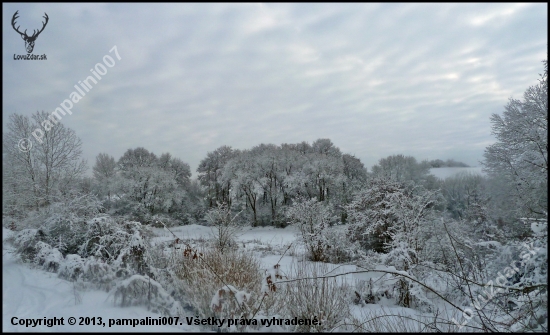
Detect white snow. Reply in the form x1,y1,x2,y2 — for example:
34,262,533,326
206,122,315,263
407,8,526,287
6,212,545,333
2,230,198,332
530,220,547,236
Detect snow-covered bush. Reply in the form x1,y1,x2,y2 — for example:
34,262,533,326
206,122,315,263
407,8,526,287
277,260,352,332
79,216,153,276
81,256,117,291
108,197,149,220
462,232,548,332
346,178,441,258
346,179,404,252
58,254,85,281
286,198,334,262
321,224,364,263
111,274,183,316
205,202,242,253
145,245,190,312
34,241,64,272
11,229,46,262
43,215,87,255
210,284,255,332
16,193,104,255
355,275,392,305
175,246,263,328
352,252,426,309
112,233,149,277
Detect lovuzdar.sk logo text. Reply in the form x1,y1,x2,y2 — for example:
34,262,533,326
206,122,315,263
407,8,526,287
12,10,48,60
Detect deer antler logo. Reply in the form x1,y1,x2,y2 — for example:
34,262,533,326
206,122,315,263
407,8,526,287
12,10,49,54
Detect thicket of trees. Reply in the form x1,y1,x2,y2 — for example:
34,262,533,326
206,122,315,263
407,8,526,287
198,139,368,227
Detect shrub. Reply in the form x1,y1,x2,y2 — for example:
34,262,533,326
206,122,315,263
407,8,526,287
286,198,334,262
276,260,352,332
12,229,46,262
111,274,183,316
58,254,85,281
322,225,364,263
81,256,117,291
175,246,263,329
79,216,153,276
204,202,242,253
34,241,64,272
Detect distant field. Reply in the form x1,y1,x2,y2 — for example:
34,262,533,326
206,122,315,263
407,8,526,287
429,166,484,179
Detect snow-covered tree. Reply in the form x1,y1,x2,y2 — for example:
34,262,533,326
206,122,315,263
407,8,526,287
158,153,191,188
346,178,441,260
92,153,117,200
483,59,547,219
93,153,117,180
440,172,489,223
3,111,87,210
251,144,288,226
205,202,241,253
114,147,190,219
286,197,334,261
221,151,263,226
208,139,367,226
197,145,239,208
342,154,368,189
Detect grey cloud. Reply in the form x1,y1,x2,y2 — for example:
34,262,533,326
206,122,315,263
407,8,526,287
3,3,547,174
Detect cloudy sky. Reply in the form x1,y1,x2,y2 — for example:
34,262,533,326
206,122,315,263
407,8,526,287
3,3,547,176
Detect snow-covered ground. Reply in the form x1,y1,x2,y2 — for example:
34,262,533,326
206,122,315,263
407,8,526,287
3,224,452,332
2,228,199,332
429,166,484,179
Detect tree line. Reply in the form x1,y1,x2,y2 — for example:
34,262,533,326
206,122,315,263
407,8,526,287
3,60,546,232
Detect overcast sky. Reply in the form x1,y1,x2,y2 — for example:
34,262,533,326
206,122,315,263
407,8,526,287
3,3,547,176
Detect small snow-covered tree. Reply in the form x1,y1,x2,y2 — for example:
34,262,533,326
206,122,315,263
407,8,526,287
347,178,446,309
79,216,153,276
346,179,404,253
92,153,117,201
286,198,334,261
347,178,441,266
43,193,103,255
205,202,241,253
11,228,46,262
